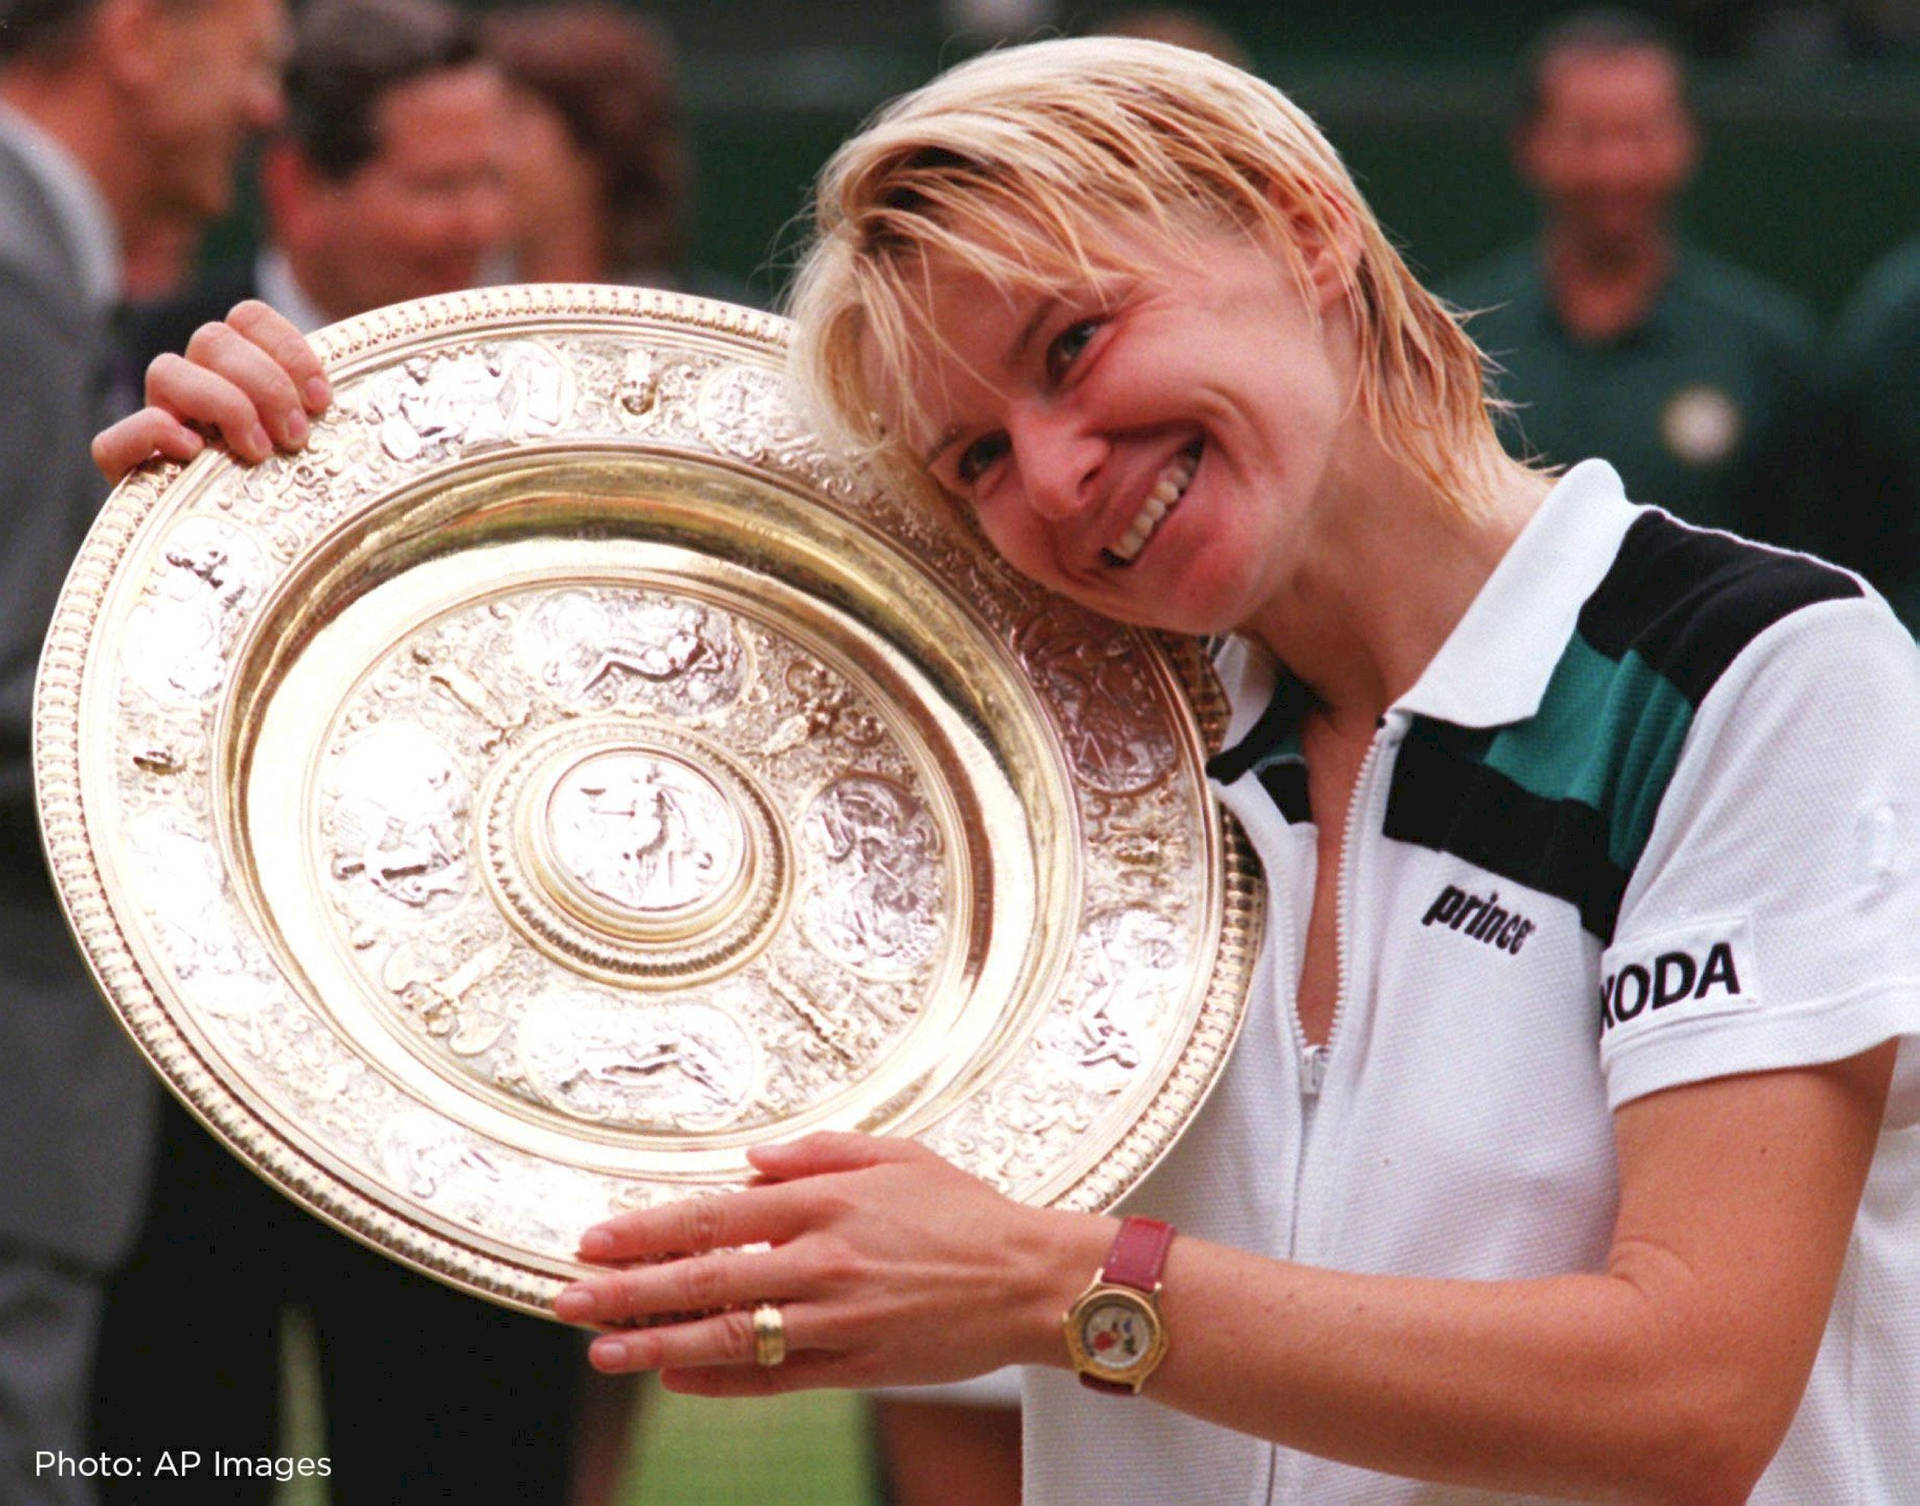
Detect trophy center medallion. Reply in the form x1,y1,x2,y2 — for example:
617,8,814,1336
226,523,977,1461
481,719,788,987
541,749,746,931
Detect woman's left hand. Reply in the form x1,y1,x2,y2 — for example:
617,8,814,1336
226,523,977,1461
91,300,329,482
555,1132,1110,1395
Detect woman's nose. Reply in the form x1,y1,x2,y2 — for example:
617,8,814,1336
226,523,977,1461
1010,405,1104,521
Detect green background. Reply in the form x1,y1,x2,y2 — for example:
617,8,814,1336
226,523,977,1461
679,56,1920,319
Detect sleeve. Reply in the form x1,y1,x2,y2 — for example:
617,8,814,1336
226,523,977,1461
1597,594,1920,1125
0,274,104,814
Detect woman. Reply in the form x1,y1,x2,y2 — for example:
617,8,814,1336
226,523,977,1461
96,38,1920,1504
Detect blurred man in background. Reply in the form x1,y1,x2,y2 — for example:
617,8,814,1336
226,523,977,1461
1446,9,1819,538
129,0,510,351
89,3,600,1501
0,0,286,1498
484,5,700,292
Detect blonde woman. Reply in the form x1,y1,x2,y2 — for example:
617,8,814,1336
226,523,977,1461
97,38,1920,1505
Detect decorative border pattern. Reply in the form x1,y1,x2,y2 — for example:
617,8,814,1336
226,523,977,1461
34,286,1263,1314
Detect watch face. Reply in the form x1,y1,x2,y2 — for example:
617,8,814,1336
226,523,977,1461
1079,1294,1154,1372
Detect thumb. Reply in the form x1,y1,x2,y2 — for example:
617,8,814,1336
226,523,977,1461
748,1130,920,1181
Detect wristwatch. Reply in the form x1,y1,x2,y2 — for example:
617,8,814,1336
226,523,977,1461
1062,1216,1174,1394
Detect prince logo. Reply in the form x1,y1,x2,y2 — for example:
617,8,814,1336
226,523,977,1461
1420,884,1535,954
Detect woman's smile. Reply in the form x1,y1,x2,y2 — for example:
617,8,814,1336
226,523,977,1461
1102,439,1203,566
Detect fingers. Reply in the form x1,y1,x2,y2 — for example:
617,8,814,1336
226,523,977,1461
747,1130,923,1182
92,299,330,481
142,352,278,464
572,1134,925,1263
577,1177,822,1265
556,1242,788,1328
584,1305,863,1397
91,408,206,483
127,301,331,470
226,299,332,414
585,1303,795,1375
557,1138,1040,1396
176,311,314,450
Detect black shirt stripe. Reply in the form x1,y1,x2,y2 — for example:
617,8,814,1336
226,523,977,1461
1384,721,1629,940
1205,671,1313,786
1577,513,1860,707
1256,759,1312,825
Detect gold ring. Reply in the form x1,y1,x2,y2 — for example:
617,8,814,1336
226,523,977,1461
750,1302,787,1367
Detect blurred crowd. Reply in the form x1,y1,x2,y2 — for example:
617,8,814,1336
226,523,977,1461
97,0,1920,634
1,1,1916,1504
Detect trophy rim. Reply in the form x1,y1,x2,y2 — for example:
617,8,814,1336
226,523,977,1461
33,283,1262,1316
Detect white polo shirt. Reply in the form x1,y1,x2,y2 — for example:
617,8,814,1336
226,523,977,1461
1023,461,1920,1504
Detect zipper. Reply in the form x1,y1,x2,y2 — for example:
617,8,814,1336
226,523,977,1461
1300,1042,1329,1096
1287,714,1397,1230
1275,713,1399,1505
1313,720,1391,1093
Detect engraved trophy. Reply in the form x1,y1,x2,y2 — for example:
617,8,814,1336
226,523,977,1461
34,288,1260,1315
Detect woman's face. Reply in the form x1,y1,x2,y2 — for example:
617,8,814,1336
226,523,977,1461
893,222,1357,638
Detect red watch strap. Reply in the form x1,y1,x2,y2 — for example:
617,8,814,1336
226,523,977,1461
1076,1216,1176,1395
1101,1215,1175,1293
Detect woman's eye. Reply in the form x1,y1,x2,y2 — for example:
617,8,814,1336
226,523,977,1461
956,433,1010,486
1044,320,1100,384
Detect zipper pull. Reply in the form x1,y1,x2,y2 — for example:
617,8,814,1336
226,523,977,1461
1301,1042,1328,1097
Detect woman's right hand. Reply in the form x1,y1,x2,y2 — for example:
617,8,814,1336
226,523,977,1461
91,299,332,483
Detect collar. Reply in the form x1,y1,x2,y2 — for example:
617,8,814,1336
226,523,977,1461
255,246,333,334
1206,635,1301,783
1392,459,1639,728
1210,460,1641,774
0,101,121,312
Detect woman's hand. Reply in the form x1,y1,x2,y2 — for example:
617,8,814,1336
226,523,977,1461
556,1132,1112,1396
92,300,331,482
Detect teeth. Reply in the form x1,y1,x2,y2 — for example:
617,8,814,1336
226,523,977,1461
1106,447,1199,564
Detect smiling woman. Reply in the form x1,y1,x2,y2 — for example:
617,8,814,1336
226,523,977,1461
93,34,1920,1506
787,41,1502,530
830,224,1363,643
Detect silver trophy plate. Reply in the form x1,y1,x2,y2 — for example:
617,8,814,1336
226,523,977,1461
35,286,1260,1315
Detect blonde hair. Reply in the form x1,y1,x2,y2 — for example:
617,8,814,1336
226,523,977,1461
786,36,1509,515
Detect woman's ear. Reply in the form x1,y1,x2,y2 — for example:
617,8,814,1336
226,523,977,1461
1291,192,1365,311
1258,175,1364,312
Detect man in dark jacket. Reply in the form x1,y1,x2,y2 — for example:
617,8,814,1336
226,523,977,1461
0,0,285,1497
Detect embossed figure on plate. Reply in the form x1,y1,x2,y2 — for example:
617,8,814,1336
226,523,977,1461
615,348,657,419
547,751,741,916
801,775,945,979
378,1109,607,1248
516,990,755,1129
516,588,746,715
371,342,569,462
122,518,267,704
126,811,247,991
697,365,815,469
1018,606,1178,796
1068,907,1181,1084
324,725,473,911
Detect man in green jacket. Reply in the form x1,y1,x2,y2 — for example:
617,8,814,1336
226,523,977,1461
1446,10,1820,541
